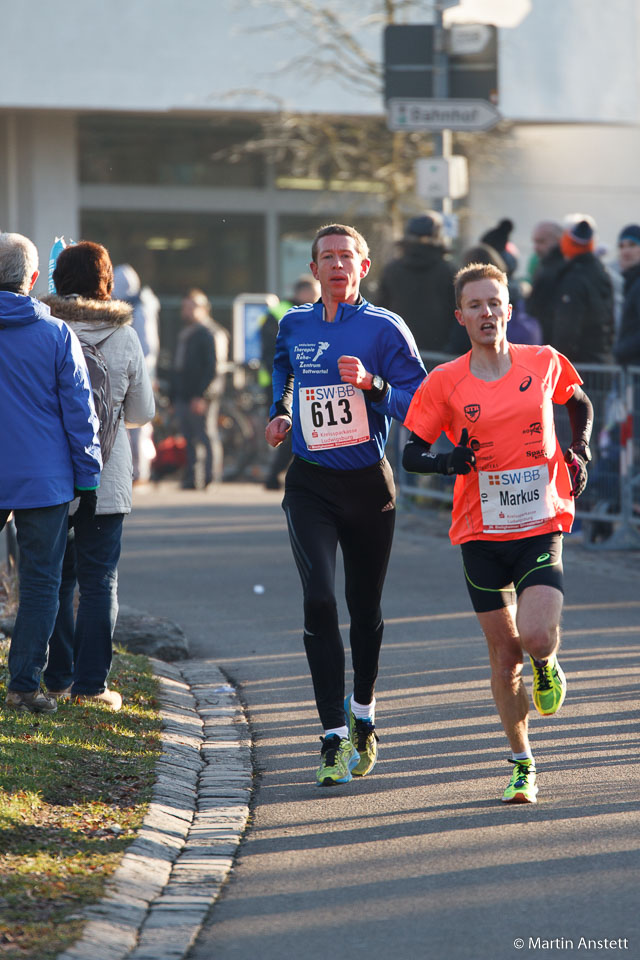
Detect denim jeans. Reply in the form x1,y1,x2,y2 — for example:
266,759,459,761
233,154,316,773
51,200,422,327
7,502,69,692
44,513,124,696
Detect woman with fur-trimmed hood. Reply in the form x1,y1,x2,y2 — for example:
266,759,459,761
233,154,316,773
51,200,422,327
42,241,155,711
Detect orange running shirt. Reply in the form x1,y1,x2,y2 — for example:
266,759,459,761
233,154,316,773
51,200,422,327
404,344,583,545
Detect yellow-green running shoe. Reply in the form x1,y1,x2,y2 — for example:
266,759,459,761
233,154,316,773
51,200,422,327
502,759,538,804
344,695,379,776
530,654,567,716
316,734,359,786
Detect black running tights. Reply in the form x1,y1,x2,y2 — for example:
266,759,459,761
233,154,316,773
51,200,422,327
283,456,396,730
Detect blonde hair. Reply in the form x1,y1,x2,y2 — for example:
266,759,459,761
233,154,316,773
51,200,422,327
454,262,508,307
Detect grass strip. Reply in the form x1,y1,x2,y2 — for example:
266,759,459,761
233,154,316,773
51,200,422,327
0,639,162,959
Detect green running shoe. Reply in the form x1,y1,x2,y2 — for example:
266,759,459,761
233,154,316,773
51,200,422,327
530,654,567,716
344,695,379,776
316,734,359,786
502,759,538,804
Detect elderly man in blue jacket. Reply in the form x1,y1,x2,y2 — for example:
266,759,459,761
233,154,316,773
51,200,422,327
0,232,102,714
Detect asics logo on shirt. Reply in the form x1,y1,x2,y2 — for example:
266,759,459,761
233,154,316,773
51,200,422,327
519,376,532,391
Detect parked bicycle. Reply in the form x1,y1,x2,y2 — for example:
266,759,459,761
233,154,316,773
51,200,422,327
151,363,268,483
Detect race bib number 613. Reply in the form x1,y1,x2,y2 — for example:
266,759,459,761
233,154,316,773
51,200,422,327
299,383,370,450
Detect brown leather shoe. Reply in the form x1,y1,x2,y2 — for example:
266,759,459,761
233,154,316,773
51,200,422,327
5,689,57,714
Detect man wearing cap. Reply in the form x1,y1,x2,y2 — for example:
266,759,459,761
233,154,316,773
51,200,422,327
377,212,456,354
548,215,614,365
614,224,640,365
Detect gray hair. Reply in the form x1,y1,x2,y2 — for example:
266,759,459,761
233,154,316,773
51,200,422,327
0,232,39,294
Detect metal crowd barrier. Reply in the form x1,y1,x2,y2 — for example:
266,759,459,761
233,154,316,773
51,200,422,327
394,354,640,551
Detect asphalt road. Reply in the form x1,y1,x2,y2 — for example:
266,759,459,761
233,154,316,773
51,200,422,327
118,481,640,960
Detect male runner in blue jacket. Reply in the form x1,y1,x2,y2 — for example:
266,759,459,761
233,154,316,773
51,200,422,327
266,223,427,785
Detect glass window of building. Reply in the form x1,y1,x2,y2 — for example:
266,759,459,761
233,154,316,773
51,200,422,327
81,210,266,352
79,115,266,188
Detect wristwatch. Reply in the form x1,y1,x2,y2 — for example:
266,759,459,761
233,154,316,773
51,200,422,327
570,441,592,463
371,374,387,393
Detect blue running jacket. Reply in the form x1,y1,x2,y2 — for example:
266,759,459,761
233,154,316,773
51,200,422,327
270,298,427,470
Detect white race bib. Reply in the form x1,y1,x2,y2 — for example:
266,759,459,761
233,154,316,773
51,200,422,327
478,465,555,534
299,383,370,450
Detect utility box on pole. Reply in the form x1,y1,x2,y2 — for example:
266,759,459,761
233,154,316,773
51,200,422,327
415,156,469,200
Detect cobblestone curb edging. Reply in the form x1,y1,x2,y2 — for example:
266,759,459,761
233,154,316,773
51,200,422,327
56,658,252,960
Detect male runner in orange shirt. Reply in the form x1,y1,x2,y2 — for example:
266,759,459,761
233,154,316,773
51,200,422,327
402,262,593,803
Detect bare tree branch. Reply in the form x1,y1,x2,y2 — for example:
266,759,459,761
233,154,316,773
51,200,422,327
221,0,502,236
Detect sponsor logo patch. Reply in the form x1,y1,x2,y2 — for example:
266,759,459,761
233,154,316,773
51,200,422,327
523,421,542,436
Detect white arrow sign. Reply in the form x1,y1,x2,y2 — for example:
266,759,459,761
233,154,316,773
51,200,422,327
388,98,501,132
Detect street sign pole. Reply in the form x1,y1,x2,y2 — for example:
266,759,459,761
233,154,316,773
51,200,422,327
433,1,455,216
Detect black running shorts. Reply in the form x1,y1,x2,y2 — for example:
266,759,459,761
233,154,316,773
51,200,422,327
460,532,564,613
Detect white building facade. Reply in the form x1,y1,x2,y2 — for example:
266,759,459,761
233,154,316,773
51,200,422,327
1,0,639,336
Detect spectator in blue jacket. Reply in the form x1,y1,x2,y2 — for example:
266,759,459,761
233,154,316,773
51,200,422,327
0,232,101,715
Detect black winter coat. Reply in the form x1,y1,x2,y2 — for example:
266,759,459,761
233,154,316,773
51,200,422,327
548,253,614,365
171,322,216,401
377,242,457,354
527,246,565,344
614,262,640,366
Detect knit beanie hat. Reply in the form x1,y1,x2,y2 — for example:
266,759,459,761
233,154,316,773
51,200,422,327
618,224,640,246
480,218,514,253
405,212,443,243
561,217,595,259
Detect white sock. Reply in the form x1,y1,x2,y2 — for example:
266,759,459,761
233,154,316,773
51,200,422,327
324,726,348,740
512,750,534,763
349,696,375,723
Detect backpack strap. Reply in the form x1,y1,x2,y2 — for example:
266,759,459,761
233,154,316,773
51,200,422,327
84,329,123,424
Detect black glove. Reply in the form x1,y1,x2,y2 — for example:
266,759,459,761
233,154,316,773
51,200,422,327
72,488,98,526
564,449,588,498
441,428,476,476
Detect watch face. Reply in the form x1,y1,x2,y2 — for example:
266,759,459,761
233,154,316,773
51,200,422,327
372,375,384,391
